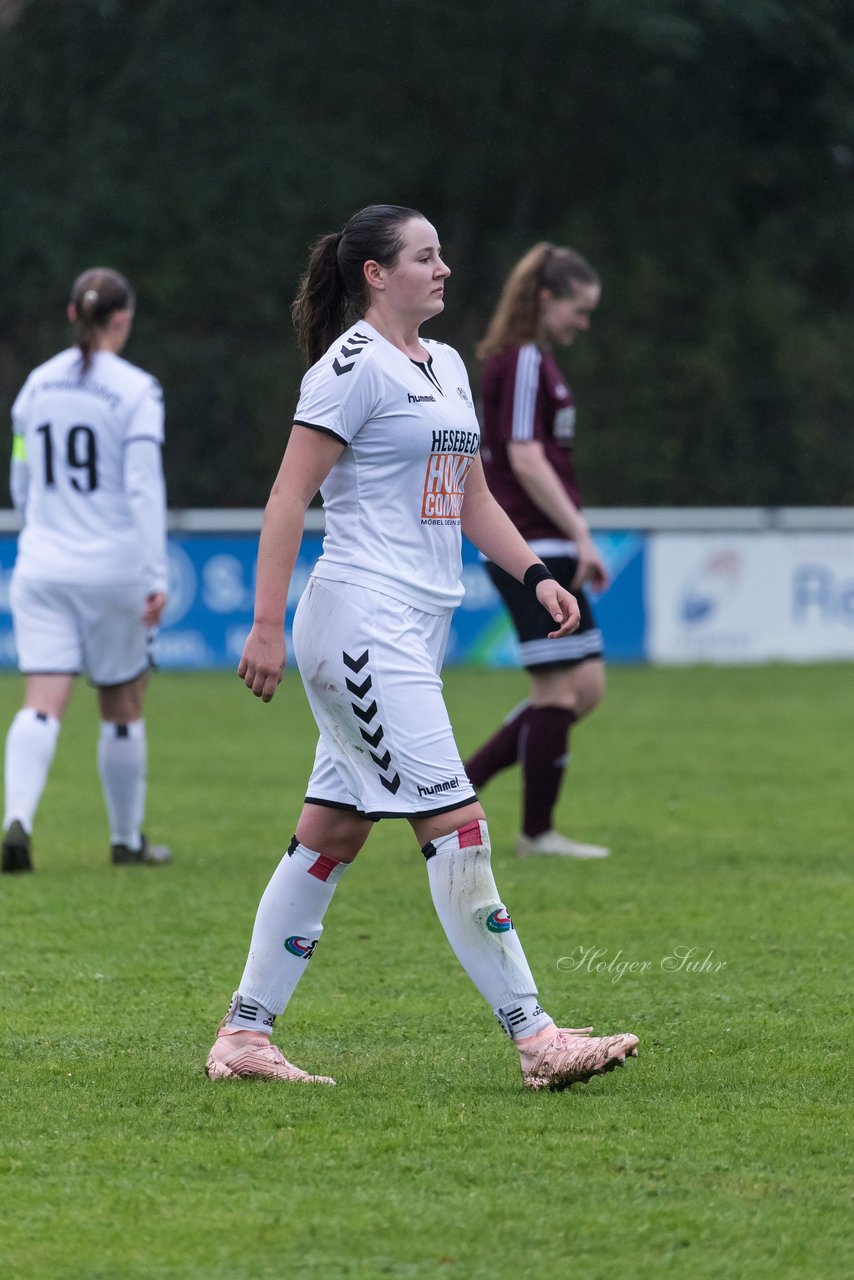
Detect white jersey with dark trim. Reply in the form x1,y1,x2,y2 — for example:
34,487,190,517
11,347,166,586
293,320,480,613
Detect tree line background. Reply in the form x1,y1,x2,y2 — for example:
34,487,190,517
2,0,853,508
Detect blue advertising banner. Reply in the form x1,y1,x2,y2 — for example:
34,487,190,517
450,530,646,666
0,530,647,670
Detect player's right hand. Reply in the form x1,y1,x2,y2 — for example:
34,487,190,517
570,533,610,592
238,622,285,702
142,591,168,626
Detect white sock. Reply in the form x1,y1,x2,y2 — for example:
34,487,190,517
423,819,554,1040
233,837,349,1026
3,708,61,832
223,993,280,1035
97,719,146,847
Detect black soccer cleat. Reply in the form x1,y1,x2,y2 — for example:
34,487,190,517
2,820,33,873
111,834,172,866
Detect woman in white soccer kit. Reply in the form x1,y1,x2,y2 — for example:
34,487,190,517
2,268,170,872
205,206,638,1089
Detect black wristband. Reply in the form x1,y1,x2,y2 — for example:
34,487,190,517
523,562,556,596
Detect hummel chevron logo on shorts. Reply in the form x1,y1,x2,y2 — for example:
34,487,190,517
342,647,400,796
345,673,372,699
352,699,378,724
360,724,384,749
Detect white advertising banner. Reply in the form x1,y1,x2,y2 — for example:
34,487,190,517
648,532,854,663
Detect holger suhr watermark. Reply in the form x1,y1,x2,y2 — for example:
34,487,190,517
557,945,727,984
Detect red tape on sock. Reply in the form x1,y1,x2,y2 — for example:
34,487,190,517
457,820,483,849
307,854,339,881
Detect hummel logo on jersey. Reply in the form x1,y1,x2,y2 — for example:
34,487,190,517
333,330,373,376
408,393,436,403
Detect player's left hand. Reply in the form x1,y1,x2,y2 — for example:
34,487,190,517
142,591,167,626
536,580,581,638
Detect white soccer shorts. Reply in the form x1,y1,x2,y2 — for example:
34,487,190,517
292,575,477,820
10,573,154,686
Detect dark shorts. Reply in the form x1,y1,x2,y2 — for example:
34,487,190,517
486,557,605,671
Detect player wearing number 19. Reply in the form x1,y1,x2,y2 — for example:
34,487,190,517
2,268,171,872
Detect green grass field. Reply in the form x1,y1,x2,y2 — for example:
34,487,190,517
1,664,851,1280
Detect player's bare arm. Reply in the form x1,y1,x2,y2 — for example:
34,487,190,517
239,426,344,702
506,440,608,591
460,456,580,637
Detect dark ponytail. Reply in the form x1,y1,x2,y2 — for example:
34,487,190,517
69,267,135,375
291,233,349,369
291,204,422,366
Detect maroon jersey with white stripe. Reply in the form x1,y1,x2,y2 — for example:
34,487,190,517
479,343,581,542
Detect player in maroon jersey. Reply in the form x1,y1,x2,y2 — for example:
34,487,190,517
465,243,611,859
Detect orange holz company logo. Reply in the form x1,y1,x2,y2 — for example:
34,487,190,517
421,451,475,521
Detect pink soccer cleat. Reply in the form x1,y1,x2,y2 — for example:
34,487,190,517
518,1024,638,1090
205,1027,336,1084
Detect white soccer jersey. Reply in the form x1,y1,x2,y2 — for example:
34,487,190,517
294,320,480,613
10,347,167,589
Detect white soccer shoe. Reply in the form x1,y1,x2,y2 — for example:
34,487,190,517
516,830,610,859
